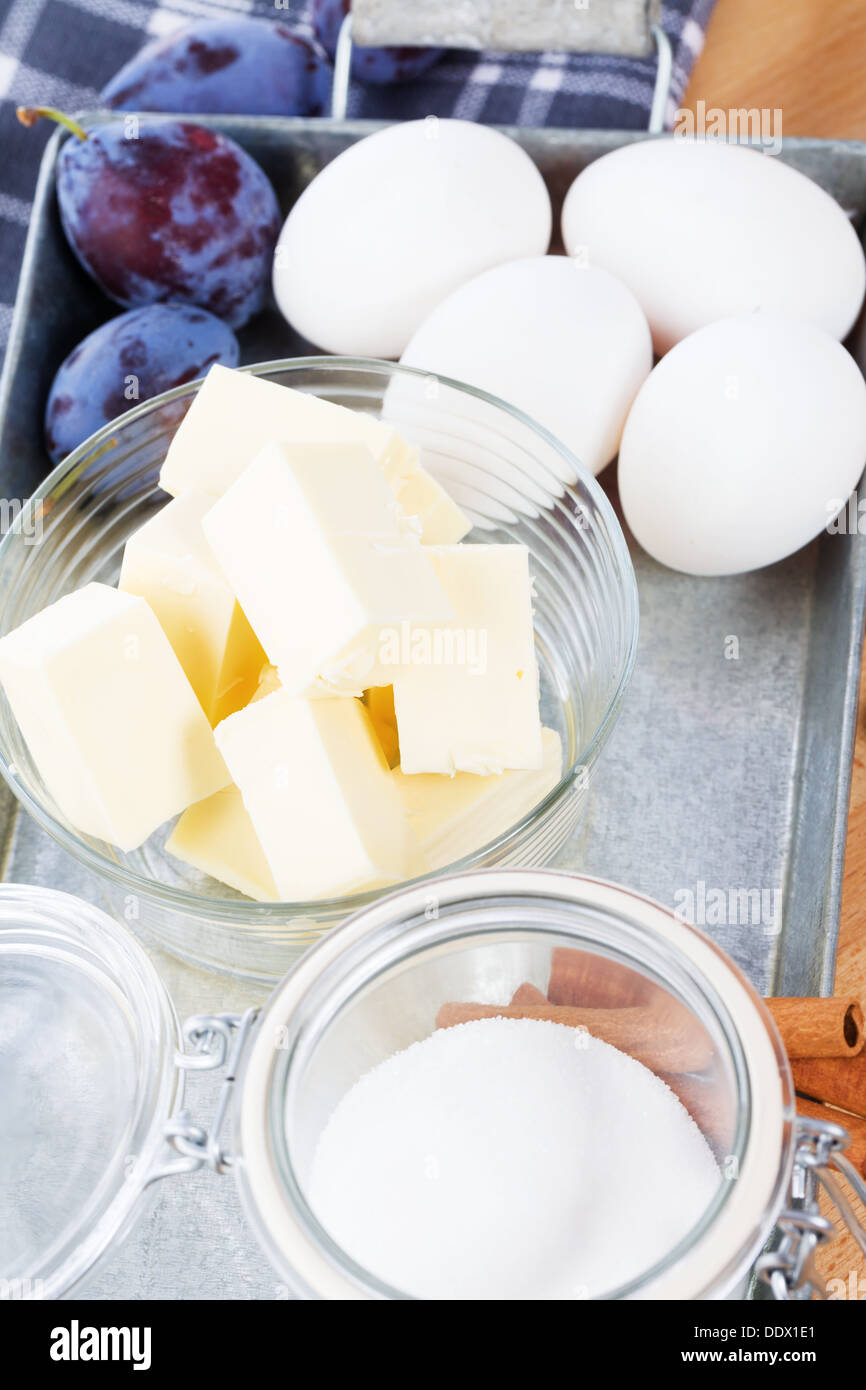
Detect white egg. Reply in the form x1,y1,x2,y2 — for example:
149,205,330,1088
273,119,552,358
399,257,652,476
618,315,866,576
562,139,866,354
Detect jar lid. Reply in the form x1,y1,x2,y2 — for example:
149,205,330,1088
0,884,180,1299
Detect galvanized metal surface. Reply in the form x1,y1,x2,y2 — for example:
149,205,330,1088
330,16,673,129
350,0,660,55
1,119,865,1299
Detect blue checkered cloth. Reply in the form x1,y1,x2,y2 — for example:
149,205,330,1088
0,0,716,368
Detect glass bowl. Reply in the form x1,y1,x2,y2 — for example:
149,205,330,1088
0,359,638,983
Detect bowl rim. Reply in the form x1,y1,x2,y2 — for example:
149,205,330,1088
0,356,640,923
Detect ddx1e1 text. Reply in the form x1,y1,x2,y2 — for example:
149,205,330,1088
694,1326,815,1340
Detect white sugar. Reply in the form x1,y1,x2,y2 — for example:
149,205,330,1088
307,1017,720,1299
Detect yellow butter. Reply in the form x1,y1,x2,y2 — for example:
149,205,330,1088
396,466,471,545
252,663,281,702
159,364,418,499
0,583,228,850
166,783,279,902
214,689,417,900
393,727,562,869
393,544,543,774
363,685,400,767
203,441,453,697
119,490,265,726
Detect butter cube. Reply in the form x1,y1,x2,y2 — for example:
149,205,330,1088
0,583,228,850
396,467,471,545
392,545,543,774
393,728,562,869
363,685,400,767
159,364,418,499
252,663,281,702
215,690,417,899
119,490,265,726
166,784,278,902
203,442,453,696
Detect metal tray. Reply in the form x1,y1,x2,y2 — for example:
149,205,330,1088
1,117,865,1297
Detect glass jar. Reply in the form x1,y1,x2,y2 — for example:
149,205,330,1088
0,884,180,1301
5,874,862,1301
235,868,797,1299
0,360,638,984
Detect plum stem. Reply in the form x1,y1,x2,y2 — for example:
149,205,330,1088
16,107,88,141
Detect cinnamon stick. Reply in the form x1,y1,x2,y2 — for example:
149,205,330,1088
547,946,653,1009
791,1054,866,1120
434,1001,713,1073
510,982,547,1006
794,1097,866,1177
765,997,864,1059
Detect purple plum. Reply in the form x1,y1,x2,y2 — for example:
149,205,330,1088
45,304,239,463
312,0,444,83
101,17,332,117
56,119,280,328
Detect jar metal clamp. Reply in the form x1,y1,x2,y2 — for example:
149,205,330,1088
756,1116,866,1299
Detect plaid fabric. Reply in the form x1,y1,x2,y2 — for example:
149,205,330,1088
0,0,716,369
